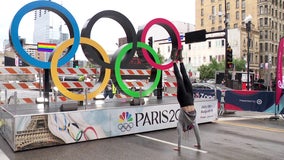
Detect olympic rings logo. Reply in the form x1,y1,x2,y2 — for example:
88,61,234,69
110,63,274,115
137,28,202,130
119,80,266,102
117,122,134,132
9,1,182,101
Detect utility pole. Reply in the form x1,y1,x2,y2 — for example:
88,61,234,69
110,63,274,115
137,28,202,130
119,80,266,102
245,15,252,90
224,0,229,87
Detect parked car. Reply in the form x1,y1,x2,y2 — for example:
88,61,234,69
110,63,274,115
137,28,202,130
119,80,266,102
252,82,267,90
252,81,276,91
192,83,232,97
206,79,215,84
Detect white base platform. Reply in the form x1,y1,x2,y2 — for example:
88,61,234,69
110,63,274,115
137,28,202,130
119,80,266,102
0,97,218,151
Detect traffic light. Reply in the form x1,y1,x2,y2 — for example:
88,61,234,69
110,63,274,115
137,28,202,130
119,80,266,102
226,46,233,69
148,37,153,47
73,60,79,68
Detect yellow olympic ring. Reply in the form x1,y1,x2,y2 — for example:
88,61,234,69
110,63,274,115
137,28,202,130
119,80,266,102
51,37,111,101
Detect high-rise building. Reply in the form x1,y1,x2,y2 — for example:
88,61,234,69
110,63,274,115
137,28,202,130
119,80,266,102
195,0,284,81
33,6,69,61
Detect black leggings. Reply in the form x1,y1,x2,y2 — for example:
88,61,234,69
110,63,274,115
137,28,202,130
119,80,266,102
173,62,194,107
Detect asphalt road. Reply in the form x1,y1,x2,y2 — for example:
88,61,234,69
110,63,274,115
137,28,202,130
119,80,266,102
0,111,283,160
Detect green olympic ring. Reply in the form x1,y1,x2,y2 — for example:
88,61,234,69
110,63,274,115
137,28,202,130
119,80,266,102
114,42,161,98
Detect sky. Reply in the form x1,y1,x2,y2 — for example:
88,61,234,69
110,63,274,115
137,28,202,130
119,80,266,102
0,0,196,60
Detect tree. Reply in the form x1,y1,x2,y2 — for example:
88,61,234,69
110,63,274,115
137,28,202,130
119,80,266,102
157,48,165,63
197,58,246,80
233,58,246,71
198,58,223,80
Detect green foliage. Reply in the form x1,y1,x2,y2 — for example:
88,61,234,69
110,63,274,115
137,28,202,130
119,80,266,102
157,48,165,63
233,58,246,71
198,58,223,80
198,58,246,80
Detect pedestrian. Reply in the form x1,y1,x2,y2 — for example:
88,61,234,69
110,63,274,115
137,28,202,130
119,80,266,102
171,48,201,151
104,80,114,99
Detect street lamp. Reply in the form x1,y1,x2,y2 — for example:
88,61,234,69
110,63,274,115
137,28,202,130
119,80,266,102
244,15,252,90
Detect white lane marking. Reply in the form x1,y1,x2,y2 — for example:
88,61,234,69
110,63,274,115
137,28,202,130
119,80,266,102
218,114,274,121
135,134,208,153
0,149,9,160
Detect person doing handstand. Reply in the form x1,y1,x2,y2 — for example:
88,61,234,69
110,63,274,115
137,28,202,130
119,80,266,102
171,48,201,151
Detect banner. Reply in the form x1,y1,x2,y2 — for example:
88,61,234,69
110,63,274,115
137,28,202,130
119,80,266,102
225,90,275,112
276,38,284,105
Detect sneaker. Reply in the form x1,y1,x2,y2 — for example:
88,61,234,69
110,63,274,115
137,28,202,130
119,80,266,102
194,144,201,149
177,49,183,61
170,48,178,60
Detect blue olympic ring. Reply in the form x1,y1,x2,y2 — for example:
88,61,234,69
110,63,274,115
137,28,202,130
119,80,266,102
9,1,80,69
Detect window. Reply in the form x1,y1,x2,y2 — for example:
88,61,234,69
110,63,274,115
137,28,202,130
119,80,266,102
219,16,222,23
241,10,245,20
201,18,204,26
234,23,238,28
264,18,268,26
265,43,268,51
227,13,230,22
201,0,204,5
227,2,230,10
236,11,240,20
219,4,222,12
260,6,264,14
212,6,216,15
221,40,225,46
201,8,204,16
236,0,239,9
259,18,263,26
188,44,191,50
260,43,263,52
242,0,245,9
208,41,211,48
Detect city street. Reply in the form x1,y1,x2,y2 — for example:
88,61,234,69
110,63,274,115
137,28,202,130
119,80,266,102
0,111,283,160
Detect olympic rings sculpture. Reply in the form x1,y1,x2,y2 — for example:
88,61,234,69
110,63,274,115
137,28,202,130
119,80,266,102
9,0,182,101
